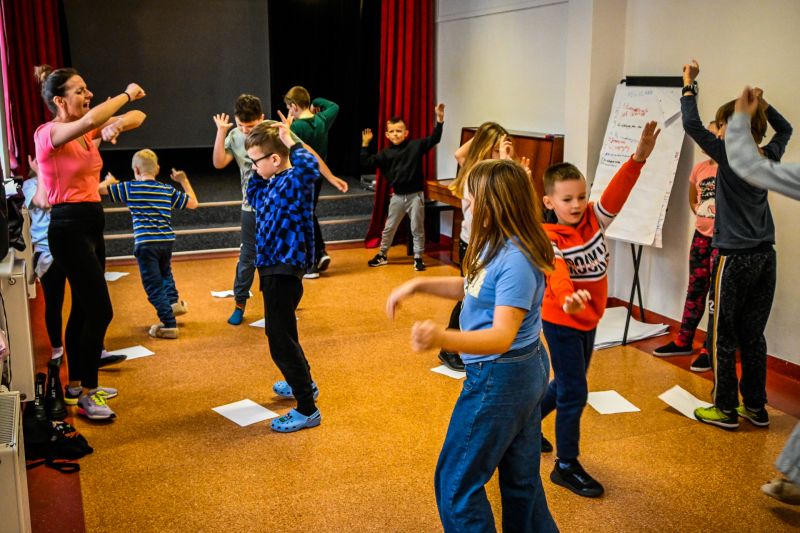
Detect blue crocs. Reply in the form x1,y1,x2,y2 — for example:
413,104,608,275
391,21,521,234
228,306,245,326
273,380,320,400
271,409,321,433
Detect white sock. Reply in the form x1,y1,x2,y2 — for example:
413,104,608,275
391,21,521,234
51,346,64,359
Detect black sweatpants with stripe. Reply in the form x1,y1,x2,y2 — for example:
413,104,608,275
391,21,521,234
706,249,776,412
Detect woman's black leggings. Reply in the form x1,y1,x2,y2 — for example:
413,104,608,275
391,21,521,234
48,202,113,389
34,252,67,349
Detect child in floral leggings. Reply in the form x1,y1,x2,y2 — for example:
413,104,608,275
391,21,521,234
653,121,718,371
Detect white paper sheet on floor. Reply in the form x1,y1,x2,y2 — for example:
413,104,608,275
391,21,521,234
658,385,713,420
594,307,668,350
106,345,155,360
212,399,279,427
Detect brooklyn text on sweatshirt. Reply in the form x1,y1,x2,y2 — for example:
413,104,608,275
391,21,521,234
542,157,644,331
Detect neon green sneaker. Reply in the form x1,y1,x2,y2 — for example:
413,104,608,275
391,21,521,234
694,406,739,430
736,405,770,427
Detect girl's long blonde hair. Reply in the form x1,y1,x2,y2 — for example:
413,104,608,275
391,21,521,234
449,121,509,199
462,159,554,283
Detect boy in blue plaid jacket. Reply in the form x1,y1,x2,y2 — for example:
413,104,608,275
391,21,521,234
245,122,321,432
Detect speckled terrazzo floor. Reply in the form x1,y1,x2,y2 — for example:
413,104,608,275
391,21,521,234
61,248,799,532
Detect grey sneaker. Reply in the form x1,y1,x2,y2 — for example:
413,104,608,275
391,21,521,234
149,323,179,339
66,385,118,405
90,386,118,400
171,300,189,316
77,392,116,420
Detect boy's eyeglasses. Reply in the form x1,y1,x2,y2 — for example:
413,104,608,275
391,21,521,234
248,153,274,166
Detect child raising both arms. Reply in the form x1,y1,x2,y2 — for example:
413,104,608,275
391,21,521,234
653,121,719,367
540,122,660,498
362,103,445,271
387,159,559,532
99,150,198,339
245,122,321,432
680,60,792,430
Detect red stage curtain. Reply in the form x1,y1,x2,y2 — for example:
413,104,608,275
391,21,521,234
0,0,63,176
364,0,435,248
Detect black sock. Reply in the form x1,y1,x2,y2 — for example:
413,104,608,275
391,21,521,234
296,400,317,417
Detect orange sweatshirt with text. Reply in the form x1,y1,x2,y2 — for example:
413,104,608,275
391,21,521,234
542,157,645,331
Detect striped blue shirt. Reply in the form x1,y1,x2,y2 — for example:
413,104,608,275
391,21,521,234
107,180,189,245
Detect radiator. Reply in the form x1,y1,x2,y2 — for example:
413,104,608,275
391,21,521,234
0,391,32,532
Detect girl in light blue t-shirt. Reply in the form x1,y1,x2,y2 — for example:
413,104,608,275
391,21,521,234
387,159,560,532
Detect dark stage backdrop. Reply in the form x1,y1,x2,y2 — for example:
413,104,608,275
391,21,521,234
63,0,270,150
268,0,380,177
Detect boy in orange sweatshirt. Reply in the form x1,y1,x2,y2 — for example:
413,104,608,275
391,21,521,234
540,121,660,498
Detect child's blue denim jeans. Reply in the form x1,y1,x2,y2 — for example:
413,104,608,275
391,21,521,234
134,241,179,327
434,340,558,533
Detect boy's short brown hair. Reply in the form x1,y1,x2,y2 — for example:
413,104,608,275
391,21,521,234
234,94,263,122
386,116,406,128
283,86,311,109
245,122,289,158
716,99,768,143
543,162,585,195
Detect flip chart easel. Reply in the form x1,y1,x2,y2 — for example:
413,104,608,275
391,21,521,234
592,76,685,344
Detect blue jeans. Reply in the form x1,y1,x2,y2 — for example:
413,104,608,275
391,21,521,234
435,341,558,533
135,241,179,328
540,321,596,461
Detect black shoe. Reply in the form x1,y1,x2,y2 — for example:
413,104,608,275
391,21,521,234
550,460,604,498
541,435,553,453
25,373,49,425
414,258,426,271
23,373,52,445
653,340,693,357
690,352,712,372
45,361,67,421
438,351,465,372
98,351,127,368
317,252,331,272
368,253,388,267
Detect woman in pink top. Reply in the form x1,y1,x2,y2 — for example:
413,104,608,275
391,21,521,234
653,121,719,364
33,64,146,421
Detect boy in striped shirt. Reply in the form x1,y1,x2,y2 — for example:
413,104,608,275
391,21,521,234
99,149,199,339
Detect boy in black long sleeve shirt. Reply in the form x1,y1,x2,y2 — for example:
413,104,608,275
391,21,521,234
362,103,445,271
680,60,792,430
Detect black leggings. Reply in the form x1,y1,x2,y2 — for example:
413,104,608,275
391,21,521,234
48,203,113,389
34,252,67,349
261,274,316,415
446,239,469,331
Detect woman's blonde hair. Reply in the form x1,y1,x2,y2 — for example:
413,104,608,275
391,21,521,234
462,159,554,283
449,121,509,198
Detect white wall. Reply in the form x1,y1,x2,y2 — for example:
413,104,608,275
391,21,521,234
613,0,800,365
436,0,569,182
436,0,800,365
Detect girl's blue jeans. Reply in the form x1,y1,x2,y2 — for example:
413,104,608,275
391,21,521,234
434,340,559,533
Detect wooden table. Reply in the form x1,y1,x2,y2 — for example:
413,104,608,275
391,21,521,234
426,127,564,263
